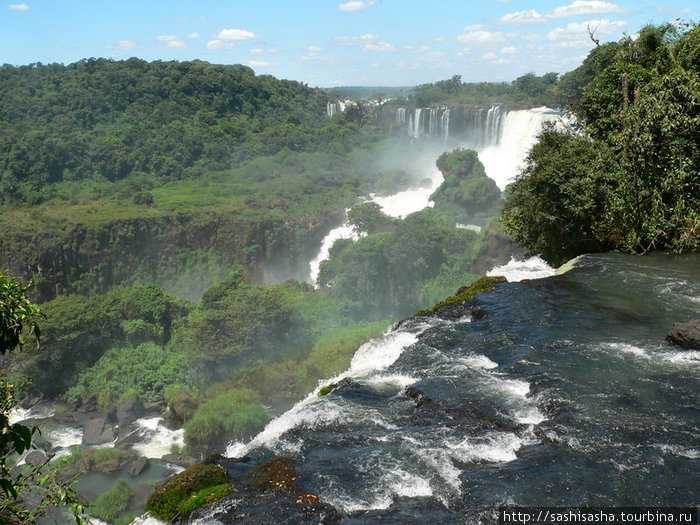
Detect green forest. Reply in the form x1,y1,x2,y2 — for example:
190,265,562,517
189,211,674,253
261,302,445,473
1,21,698,524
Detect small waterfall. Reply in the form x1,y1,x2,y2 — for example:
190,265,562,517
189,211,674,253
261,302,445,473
440,108,450,140
407,114,414,137
428,108,438,136
396,107,406,125
327,101,346,118
413,108,423,139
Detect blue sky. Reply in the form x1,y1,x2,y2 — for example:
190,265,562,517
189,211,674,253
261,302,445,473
1,1,695,86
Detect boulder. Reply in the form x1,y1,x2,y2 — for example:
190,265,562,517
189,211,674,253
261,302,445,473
666,320,700,350
116,396,145,427
82,416,117,445
129,456,150,477
25,449,46,466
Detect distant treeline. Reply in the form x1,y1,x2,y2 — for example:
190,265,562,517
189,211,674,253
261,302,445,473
0,58,377,205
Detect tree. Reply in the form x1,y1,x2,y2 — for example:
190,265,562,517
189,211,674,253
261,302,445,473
347,202,395,234
0,273,86,523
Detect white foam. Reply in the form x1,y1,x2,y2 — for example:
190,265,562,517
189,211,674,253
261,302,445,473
348,331,418,375
603,342,700,366
130,417,184,458
44,425,83,449
656,444,700,459
458,354,498,370
487,256,556,282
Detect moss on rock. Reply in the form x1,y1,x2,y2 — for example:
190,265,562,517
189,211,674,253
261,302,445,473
415,275,507,316
145,463,231,521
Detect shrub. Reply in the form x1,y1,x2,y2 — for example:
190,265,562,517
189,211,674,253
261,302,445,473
90,479,132,523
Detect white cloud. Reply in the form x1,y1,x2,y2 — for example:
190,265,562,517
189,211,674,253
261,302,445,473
215,28,257,41
9,3,29,10
338,1,375,12
251,48,264,55
157,35,178,42
246,60,277,68
308,46,323,54
548,1,628,19
187,32,200,39
483,52,499,60
499,9,546,25
334,33,378,45
500,46,518,53
457,30,513,44
547,19,627,41
167,41,186,49
522,32,545,41
364,41,396,52
463,24,485,31
206,39,233,50
110,40,137,50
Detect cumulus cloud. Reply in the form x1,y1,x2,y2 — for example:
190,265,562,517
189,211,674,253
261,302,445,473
9,3,29,10
364,41,396,52
246,60,277,68
548,1,628,19
499,1,628,27
463,24,485,31
500,46,518,53
187,32,200,39
339,1,375,12
166,41,186,49
334,33,378,45
499,9,546,25
215,28,257,41
110,40,137,50
457,30,513,44
206,39,233,50
547,19,627,41
157,35,178,41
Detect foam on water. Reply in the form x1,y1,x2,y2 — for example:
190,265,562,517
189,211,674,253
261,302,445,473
44,425,83,449
130,417,185,458
487,255,556,282
457,354,499,370
603,342,700,366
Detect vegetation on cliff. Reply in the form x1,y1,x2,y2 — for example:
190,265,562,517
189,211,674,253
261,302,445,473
502,23,700,265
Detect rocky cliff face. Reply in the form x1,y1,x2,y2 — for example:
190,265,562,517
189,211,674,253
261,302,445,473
0,209,341,302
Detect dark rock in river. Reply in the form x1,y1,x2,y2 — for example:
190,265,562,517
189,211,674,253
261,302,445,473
25,449,46,466
666,320,700,350
129,456,150,477
161,452,198,468
117,396,146,426
82,416,117,445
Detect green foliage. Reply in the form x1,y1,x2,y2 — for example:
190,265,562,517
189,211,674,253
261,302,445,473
89,479,132,523
22,284,190,398
164,383,199,423
177,483,232,516
317,383,338,397
0,273,43,355
146,463,230,521
184,389,268,455
348,202,396,234
502,23,700,264
431,148,501,222
0,273,86,523
319,208,480,318
67,342,188,411
416,275,508,316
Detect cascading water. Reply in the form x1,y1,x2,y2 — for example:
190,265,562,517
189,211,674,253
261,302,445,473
479,107,561,190
395,107,406,125
208,252,699,524
440,108,450,140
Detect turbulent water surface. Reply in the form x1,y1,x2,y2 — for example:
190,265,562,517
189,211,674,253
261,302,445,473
212,252,699,523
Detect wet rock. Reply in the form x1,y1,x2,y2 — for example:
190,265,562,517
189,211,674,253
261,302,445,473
76,396,99,413
666,320,700,350
25,449,46,466
117,396,145,427
82,416,117,445
129,456,150,477
161,452,198,469
114,428,143,449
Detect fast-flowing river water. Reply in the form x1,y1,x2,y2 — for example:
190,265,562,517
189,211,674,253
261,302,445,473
212,252,699,523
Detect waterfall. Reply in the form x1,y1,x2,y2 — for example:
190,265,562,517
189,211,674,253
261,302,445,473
413,108,423,139
396,107,406,125
440,108,450,140
327,101,346,118
478,107,561,190
428,108,438,136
